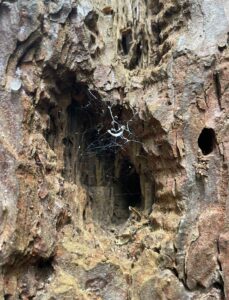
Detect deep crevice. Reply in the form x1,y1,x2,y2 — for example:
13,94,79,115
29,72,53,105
112,159,142,224
151,21,162,45
213,71,222,109
120,29,132,55
129,41,142,70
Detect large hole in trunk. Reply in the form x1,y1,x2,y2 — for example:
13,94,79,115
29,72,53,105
41,76,154,226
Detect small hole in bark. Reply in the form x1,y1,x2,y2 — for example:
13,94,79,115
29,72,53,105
212,282,224,290
151,22,162,45
198,128,216,155
121,29,132,55
129,41,142,70
84,11,99,33
167,100,172,105
89,34,96,45
36,256,54,271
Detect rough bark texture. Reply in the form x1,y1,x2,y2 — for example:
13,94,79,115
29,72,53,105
0,0,229,299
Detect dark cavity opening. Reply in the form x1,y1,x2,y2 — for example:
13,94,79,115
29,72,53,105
84,11,99,35
129,41,143,70
112,159,142,224
120,29,132,55
61,86,145,224
41,75,149,226
151,21,162,45
198,128,216,155
35,256,55,273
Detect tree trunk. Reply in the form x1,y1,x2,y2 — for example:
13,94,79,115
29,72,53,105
0,0,229,299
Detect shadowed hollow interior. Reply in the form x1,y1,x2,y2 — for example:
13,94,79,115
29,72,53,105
42,78,154,225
